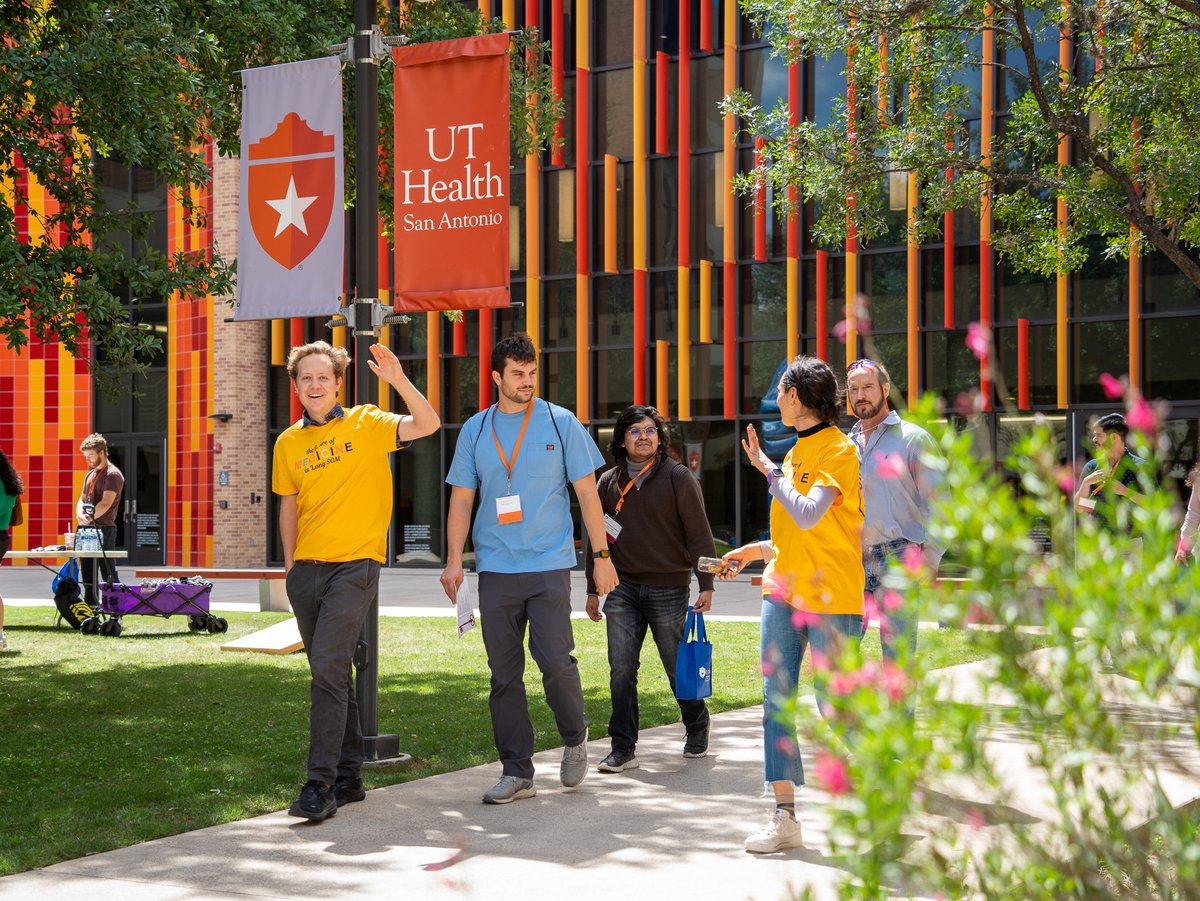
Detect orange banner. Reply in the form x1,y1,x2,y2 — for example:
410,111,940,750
392,33,512,311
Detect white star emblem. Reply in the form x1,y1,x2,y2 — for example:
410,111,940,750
265,177,318,238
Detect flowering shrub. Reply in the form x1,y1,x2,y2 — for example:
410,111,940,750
783,390,1199,899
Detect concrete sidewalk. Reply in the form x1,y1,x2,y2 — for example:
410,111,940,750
3,652,1197,900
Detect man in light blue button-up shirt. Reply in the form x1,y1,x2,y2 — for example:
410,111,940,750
846,359,945,682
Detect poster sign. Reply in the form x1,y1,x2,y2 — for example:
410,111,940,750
392,33,512,311
236,57,344,321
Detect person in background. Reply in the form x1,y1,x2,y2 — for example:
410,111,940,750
0,448,25,651
845,357,944,676
273,340,440,822
722,356,865,854
1175,460,1199,565
1073,413,1148,531
76,433,124,604
585,405,716,773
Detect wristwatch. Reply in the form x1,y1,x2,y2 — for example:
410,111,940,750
592,549,611,559
767,467,785,485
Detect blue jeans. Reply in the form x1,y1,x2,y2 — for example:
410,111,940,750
864,538,919,663
605,581,709,753
761,598,863,786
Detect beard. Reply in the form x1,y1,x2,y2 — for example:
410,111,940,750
499,382,534,405
853,398,886,420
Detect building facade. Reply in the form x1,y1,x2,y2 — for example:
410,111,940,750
4,0,1199,570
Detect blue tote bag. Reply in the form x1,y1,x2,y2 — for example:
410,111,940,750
675,607,713,700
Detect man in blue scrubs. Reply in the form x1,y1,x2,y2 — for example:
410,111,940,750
441,333,618,804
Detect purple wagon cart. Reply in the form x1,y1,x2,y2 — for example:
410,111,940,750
96,581,228,637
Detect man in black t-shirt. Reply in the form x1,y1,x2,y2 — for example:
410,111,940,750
1074,413,1148,533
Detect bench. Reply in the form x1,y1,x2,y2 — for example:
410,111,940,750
133,568,289,613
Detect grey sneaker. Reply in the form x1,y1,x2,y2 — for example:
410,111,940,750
560,743,588,788
482,775,536,805
0,632,7,651
598,749,639,773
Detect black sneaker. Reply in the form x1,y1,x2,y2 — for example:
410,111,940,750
333,774,366,807
683,721,710,758
598,749,640,773
288,780,337,821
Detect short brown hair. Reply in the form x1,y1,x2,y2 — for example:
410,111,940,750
80,433,108,453
490,333,537,376
287,341,350,382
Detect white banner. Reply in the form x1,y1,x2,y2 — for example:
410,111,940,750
235,57,344,321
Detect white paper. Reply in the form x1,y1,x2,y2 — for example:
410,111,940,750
456,578,476,638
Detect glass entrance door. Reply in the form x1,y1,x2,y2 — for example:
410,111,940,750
106,439,165,566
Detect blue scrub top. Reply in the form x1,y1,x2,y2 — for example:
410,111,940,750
447,399,604,573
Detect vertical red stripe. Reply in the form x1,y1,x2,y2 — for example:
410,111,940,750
289,319,305,421
754,137,767,262
980,243,992,410
1018,318,1030,409
723,261,736,417
551,0,565,167
454,319,467,356
816,250,829,361
944,209,955,329
679,0,691,270
699,0,713,52
656,51,670,155
479,310,494,410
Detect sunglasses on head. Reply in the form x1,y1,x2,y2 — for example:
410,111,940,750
846,359,878,373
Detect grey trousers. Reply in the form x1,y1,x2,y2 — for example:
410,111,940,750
478,569,588,779
287,559,380,785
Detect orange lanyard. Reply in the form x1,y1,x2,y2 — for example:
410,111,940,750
614,459,657,514
491,400,535,494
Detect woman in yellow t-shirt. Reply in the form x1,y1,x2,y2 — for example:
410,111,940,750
722,356,865,854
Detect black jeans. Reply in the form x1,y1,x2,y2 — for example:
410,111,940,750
80,525,119,605
287,559,380,785
604,580,708,754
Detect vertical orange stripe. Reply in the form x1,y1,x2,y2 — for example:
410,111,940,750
1129,226,1140,390
907,169,919,407
604,154,618,273
787,61,799,362
271,320,286,365
980,5,995,411
656,339,671,419
576,0,590,421
426,312,442,416
699,259,712,344
1057,0,1071,408
723,0,737,418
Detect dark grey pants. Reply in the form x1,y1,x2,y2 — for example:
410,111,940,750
478,569,588,779
287,559,380,785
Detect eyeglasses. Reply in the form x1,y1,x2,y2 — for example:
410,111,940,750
846,359,878,373
627,427,658,439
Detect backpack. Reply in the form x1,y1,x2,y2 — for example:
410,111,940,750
54,577,94,630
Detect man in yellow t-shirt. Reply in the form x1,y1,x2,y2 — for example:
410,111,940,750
272,340,439,822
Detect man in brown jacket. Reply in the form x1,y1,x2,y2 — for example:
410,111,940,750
585,405,716,772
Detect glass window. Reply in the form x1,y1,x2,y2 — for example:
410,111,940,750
923,328,981,404
392,311,427,357
741,47,789,124
595,347,634,420
545,167,577,275
509,172,527,274
594,273,634,345
393,422,442,563
1072,236,1127,318
96,374,134,434
688,341,726,417
921,244,980,332
802,252,847,345
542,278,576,349
739,262,787,337
994,321,1058,408
595,0,634,66
1144,249,1200,315
594,67,634,159
650,157,679,266
691,54,726,150
997,9,1058,114
667,419,737,549
740,338,788,414
865,332,910,402
997,259,1055,322
496,300,528,337
542,349,577,412
651,270,678,341
736,149,787,260
808,51,847,129
691,152,722,263
859,252,908,332
133,370,168,433
1071,319,1128,404
1145,317,1200,402
556,76,576,161
445,355,481,425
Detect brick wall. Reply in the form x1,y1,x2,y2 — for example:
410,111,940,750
211,151,270,567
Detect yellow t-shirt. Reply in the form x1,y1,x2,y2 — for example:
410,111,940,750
271,405,405,564
762,424,865,614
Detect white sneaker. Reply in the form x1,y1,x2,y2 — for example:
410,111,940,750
744,809,803,853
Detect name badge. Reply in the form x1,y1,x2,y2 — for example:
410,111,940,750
604,514,622,544
496,494,524,525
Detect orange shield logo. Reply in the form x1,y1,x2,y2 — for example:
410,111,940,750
247,113,337,270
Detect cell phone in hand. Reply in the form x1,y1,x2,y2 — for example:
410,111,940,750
698,556,741,576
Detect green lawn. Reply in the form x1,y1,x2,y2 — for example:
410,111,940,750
0,607,990,875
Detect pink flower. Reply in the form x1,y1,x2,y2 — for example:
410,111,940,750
809,649,831,671
1178,536,1193,558
1054,464,1077,494
775,737,796,756
872,451,906,480
760,659,776,677
881,590,903,612
878,660,909,702
863,592,879,630
828,672,859,696
954,390,981,417
832,319,848,342
1127,397,1157,434
1099,372,1125,401
965,322,990,361
901,543,925,576
967,806,988,831
814,751,852,795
